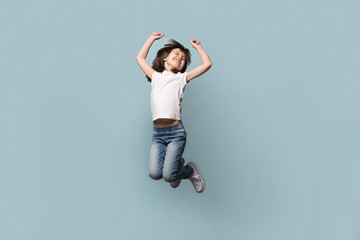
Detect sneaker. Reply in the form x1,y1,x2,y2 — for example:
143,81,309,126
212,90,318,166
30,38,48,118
188,162,205,193
170,158,185,188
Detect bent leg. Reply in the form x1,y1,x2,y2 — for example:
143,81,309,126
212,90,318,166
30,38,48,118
163,139,192,182
149,140,166,180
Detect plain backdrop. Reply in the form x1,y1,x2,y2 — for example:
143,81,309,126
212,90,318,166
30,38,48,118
1,0,359,239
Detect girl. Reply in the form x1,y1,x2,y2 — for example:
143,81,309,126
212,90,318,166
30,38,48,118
136,32,212,193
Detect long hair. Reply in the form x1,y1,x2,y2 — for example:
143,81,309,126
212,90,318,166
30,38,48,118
146,39,191,82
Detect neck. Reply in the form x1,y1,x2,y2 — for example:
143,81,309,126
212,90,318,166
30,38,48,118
164,63,180,73
165,68,179,74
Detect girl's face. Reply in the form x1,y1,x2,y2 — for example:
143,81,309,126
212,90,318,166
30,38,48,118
163,48,186,72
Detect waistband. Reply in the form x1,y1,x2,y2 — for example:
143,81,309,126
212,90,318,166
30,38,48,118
153,123,185,132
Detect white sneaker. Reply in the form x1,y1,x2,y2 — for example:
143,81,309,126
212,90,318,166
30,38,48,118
170,158,185,188
188,162,205,193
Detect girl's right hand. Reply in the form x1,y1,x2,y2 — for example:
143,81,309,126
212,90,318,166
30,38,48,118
150,32,164,40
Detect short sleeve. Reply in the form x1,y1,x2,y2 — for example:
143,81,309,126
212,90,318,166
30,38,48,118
151,71,161,85
183,72,189,86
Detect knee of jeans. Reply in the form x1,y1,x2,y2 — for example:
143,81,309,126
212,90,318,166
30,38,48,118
163,172,177,182
149,170,162,180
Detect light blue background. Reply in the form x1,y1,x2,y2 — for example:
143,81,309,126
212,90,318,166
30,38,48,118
1,0,359,239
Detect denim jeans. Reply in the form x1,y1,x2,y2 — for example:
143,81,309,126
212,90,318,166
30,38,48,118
149,123,193,182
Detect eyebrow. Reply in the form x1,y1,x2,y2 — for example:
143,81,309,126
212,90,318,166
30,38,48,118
175,51,185,57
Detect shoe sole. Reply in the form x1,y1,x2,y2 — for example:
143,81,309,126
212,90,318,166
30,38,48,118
189,162,205,193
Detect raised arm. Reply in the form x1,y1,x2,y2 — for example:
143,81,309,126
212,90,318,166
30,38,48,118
136,32,164,79
186,39,212,83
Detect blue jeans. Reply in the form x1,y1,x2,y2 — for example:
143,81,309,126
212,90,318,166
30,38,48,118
149,123,193,182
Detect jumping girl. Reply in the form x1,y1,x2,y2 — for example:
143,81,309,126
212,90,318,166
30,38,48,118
136,32,212,193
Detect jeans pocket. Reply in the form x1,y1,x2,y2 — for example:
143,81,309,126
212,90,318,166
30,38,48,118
173,131,186,140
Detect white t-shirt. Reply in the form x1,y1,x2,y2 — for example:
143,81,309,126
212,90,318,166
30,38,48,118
151,70,188,121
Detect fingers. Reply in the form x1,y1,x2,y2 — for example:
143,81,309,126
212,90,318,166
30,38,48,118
190,39,201,47
151,32,164,38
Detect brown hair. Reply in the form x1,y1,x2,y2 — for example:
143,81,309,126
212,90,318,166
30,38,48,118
147,39,191,82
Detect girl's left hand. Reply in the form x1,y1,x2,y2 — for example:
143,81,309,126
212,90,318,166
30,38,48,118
190,39,202,49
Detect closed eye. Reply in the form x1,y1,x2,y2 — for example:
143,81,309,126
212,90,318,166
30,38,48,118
175,52,185,60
